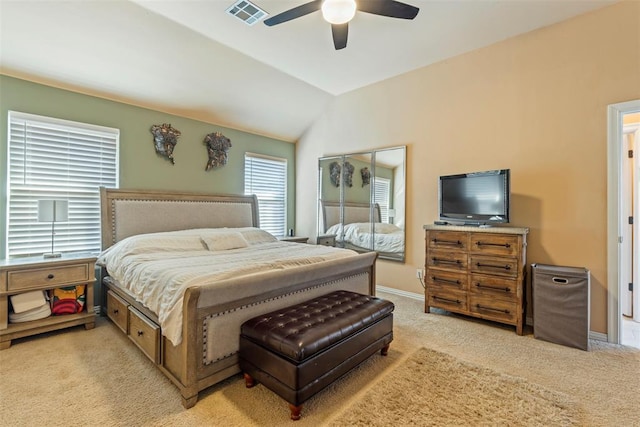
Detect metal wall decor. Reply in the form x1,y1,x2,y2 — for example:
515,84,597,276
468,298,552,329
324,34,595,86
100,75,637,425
150,123,181,164
203,132,232,170
329,161,341,187
360,167,370,187
343,161,354,187
329,161,355,187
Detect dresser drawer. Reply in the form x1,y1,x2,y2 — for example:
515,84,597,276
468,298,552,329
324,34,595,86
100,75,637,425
427,231,469,251
427,249,468,272
468,294,518,325
128,306,160,363
470,233,520,257
106,290,129,334
469,255,518,278
426,269,467,291
427,288,468,313
7,264,90,291
469,274,519,300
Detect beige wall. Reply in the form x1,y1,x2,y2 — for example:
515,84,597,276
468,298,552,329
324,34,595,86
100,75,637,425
296,1,640,334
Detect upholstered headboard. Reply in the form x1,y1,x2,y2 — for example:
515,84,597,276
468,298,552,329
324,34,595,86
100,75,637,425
321,201,381,233
100,187,259,249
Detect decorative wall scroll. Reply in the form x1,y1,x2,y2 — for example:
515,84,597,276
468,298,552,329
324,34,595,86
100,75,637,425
150,123,181,164
329,161,341,187
360,167,370,187
343,161,354,187
203,132,232,170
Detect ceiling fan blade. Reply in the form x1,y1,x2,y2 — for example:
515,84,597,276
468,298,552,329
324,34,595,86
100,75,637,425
331,23,348,50
263,0,322,26
358,0,419,20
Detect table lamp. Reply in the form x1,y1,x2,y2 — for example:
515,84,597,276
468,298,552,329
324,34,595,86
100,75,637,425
38,199,68,258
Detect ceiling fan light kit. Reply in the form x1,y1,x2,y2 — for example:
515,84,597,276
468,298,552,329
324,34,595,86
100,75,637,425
321,0,357,25
263,0,419,50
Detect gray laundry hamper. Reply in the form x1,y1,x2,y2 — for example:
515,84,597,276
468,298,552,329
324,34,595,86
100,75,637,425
532,264,590,351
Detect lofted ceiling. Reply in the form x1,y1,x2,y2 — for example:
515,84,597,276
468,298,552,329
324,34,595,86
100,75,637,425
0,0,615,142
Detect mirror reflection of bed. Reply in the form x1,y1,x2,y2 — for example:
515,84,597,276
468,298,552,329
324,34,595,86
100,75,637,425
318,146,406,262
321,201,405,261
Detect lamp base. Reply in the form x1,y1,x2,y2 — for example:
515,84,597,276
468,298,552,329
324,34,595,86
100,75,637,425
43,252,62,258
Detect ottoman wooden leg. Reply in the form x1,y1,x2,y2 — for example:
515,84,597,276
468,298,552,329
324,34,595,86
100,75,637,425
381,344,390,356
244,373,256,388
289,403,303,421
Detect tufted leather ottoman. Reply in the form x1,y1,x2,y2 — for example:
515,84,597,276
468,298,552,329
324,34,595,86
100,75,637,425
239,290,394,420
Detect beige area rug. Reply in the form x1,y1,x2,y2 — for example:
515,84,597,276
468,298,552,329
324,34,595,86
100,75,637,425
328,347,585,426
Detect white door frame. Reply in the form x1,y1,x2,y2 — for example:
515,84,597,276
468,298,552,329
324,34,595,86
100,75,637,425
607,99,640,343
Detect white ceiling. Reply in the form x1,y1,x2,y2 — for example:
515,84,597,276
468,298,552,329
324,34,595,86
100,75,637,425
0,0,615,142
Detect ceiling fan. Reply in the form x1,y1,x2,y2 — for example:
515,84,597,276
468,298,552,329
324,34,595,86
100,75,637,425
263,0,419,50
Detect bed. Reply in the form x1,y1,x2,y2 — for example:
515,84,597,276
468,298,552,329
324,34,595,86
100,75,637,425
321,201,405,260
98,188,377,408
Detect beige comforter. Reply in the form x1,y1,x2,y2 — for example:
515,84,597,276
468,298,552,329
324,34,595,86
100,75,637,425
97,228,358,345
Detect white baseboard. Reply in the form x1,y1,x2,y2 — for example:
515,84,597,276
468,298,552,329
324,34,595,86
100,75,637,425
376,285,423,301
93,305,101,315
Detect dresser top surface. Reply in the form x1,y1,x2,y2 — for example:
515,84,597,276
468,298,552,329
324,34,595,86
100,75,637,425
423,224,529,235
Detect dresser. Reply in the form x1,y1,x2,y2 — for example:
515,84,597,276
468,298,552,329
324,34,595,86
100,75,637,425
423,225,529,335
0,253,96,349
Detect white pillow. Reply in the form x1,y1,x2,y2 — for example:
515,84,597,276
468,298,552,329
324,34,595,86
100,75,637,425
97,230,206,266
201,232,249,251
238,228,278,244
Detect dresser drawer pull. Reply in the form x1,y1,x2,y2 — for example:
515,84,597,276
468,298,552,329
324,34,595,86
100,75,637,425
432,238,462,246
433,296,462,305
476,304,510,314
137,330,144,337
475,283,511,293
432,276,461,285
47,274,55,279
476,241,511,248
432,257,462,265
476,262,511,271
112,309,119,315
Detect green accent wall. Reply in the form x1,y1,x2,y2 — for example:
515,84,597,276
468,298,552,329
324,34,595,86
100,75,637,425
0,75,295,260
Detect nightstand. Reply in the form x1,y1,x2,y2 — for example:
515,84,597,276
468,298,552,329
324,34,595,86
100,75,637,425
279,236,309,244
0,253,96,349
317,234,336,247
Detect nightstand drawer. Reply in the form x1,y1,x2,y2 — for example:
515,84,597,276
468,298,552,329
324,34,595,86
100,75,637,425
128,306,160,363
317,234,336,246
107,290,129,334
7,264,90,291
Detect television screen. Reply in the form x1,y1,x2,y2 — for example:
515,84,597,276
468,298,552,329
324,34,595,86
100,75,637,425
439,169,510,225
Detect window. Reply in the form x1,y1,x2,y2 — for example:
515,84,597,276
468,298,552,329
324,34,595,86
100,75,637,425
7,111,119,257
373,177,391,223
244,153,287,236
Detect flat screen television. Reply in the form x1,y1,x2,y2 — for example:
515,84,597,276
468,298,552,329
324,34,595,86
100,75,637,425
439,169,510,225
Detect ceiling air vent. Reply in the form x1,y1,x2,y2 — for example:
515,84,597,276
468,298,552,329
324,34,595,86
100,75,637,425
226,0,268,26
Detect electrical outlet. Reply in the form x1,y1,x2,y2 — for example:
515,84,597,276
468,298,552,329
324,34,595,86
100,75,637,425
416,269,423,279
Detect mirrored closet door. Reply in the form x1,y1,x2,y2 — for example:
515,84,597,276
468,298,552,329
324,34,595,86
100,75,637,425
317,146,406,262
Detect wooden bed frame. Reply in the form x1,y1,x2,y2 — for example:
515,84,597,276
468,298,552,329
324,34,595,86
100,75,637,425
99,188,377,408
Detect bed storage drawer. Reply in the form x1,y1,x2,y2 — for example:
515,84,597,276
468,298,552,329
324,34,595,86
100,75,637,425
106,290,129,334
128,306,160,363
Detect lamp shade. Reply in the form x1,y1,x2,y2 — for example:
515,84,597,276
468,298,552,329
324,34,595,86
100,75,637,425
321,0,356,25
38,200,69,222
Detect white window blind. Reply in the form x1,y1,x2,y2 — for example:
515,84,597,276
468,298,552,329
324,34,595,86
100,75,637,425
244,153,287,236
7,111,119,257
373,177,391,223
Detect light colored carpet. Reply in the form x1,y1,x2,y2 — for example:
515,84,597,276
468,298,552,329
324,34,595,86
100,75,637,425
329,347,585,426
0,291,639,426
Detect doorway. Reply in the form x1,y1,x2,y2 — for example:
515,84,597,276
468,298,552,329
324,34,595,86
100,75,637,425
607,100,640,348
